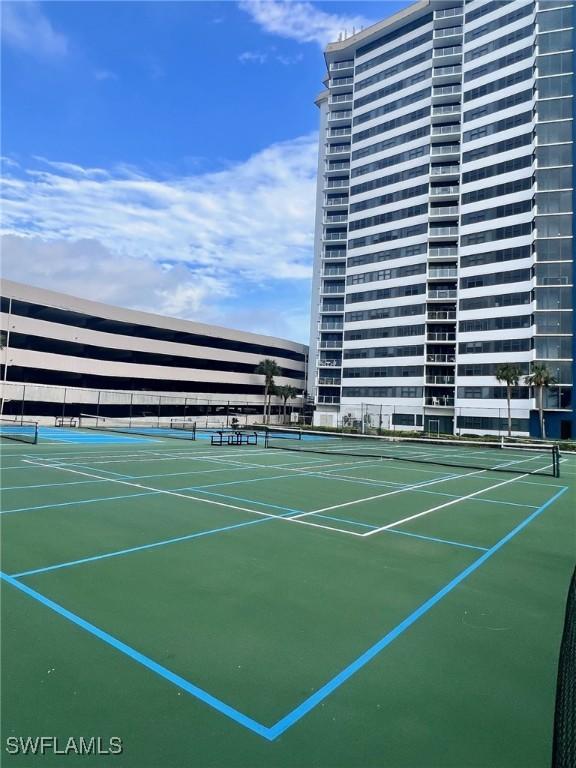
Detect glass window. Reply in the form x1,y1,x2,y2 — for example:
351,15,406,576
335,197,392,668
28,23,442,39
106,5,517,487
536,262,573,285
536,238,573,260
537,191,573,213
535,311,573,334
536,215,573,237
538,29,573,54
535,286,573,308
538,75,573,98
537,167,573,190
537,52,573,76
537,144,573,166
535,336,572,358
537,96,573,120
538,7,574,32
536,120,572,144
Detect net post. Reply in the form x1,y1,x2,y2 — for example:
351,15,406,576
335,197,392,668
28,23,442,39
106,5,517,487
554,445,560,478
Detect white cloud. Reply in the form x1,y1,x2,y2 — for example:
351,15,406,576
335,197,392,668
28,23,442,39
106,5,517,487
94,69,118,81
238,50,268,64
1,135,318,338
1,1,68,57
239,0,374,48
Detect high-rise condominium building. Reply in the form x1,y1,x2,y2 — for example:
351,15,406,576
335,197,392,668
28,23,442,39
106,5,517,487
309,0,575,439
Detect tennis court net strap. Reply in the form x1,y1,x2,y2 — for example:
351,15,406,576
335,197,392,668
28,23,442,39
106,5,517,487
264,427,560,477
0,418,39,444
552,567,576,768
79,414,196,440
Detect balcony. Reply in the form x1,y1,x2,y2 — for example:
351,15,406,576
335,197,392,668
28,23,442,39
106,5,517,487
427,332,456,342
318,377,341,386
328,110,352,122
434,7,463,21
318,359,342,368
432,104,461,117
430,144,460,158
325,178,349,189
425,396,455,407
426,375,455,385
330,76,353,88
319,340,343,349
317,395,341,404
325,196,348,207
429,165,460,180
429,246,458,258
323,267,346,277
321,284,346,295
327,145,350,155
428,289,457,300
320,323,344,330
432,46,462,66
432,64,462,79
429,206,459,218
430,185,459,199
427,353,456,363
328,127,351,138
431,124,461,138
329,60,353,72
326,161,350,173
432,85,462,106
322,249,346,259
323,231,347,241
329,93,353,105
433,26,462,40
429,266,458,278
324,217,348,227
427,310,456,320
429,226,459,240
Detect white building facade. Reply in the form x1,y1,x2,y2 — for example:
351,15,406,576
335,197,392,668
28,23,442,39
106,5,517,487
1,280,307,423
309,0,575,439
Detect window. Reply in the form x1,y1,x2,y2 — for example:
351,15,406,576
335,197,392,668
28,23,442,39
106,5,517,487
536,120,572,143
462,201,533,226
537,97,573,120
459,291,532,310
460,269,532,290
349,204,428,231
536,215,572,237
351,164,429,197
537,144,573,166
353,107,430,144
538,29,573,54
463,133,532,163
538,75,573,98
465,46,533,82
460,245,532,268
463,111,532,143
538,8,574,33
351,126,430,161
349,184,428,213
535,336,572,358
537,167,573,190
537,52,573,76
462,178,533,205
356,50,431,91
535,311,572,335
535,286,573,308
536,238,573,260
348,243,427,268
351,146,428,179
354,70,432,110
537,191,573,213
462,155,533,184
537,261,573,285
464,89,533,122
464,68,533,102
353,88,431,127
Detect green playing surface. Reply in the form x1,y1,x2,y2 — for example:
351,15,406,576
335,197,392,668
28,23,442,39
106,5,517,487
1,430,574,768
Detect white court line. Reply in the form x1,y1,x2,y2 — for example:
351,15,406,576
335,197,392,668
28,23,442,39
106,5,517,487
286,468,488,522
19,460,363,539
362,472,529,537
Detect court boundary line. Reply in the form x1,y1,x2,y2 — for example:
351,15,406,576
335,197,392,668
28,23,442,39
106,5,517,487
1,486,567,741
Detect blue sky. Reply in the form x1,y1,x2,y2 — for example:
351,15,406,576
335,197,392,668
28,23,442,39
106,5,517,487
2,0,411,342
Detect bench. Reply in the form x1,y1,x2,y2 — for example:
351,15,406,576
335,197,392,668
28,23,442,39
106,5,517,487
211,430,258,446
55,417,78,428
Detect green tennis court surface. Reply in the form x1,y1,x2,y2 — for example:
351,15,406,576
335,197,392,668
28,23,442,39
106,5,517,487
1,431,574,768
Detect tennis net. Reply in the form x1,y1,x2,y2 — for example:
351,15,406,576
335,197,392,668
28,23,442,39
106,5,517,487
264,427,561,477
0,418,39,444
79,414,196,440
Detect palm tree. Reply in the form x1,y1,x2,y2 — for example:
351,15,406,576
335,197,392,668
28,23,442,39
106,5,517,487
525,364,556,439
255,358,280,424
276,385,298,424
495,364,523,437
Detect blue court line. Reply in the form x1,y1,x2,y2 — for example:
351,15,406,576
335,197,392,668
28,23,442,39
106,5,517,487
46,462,133,479
11,516,283,578
384,528,488,552
313,515,488,552
180,487,301,515
1,486,567,740
265,485,569,739
0,570,271,740
2,479,111,491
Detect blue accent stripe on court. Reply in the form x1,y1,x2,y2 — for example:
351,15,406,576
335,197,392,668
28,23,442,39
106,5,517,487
266,486,568,739
0,571,273,740
1,486,567,741
11,516,280,578
180,487,301,515
1,490,163,515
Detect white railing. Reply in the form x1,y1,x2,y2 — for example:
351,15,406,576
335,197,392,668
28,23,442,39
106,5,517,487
430,186,459,196
329,111,352,120
317,396,341,404
322,250,346,258
430,166,460,176
330,94,352,104
328,128,351,137
431,125,461,136
326,179,349,188
428,332,456,341
429,227,459,236
326,162,350,171
429,247,458,257
325,197,348,206
429,268,458,277
427,353,455,363
318,377,341,386
429,207,459,217
427,311,456,320
327,146,350,154
433,26,462,38
434,7,463,19
320,324,344,330
425,397,455,406
322,285,346,293
330,61,353,71
323,269,346,277
318,359,342,367
432,105,461,115
433,65,462,77
426,375,455,385
433,85,461,96
431,145,460,155
324,215,348,224
428,289,457,299
324,232,347,240
433,46,462,57
330,77,353,87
